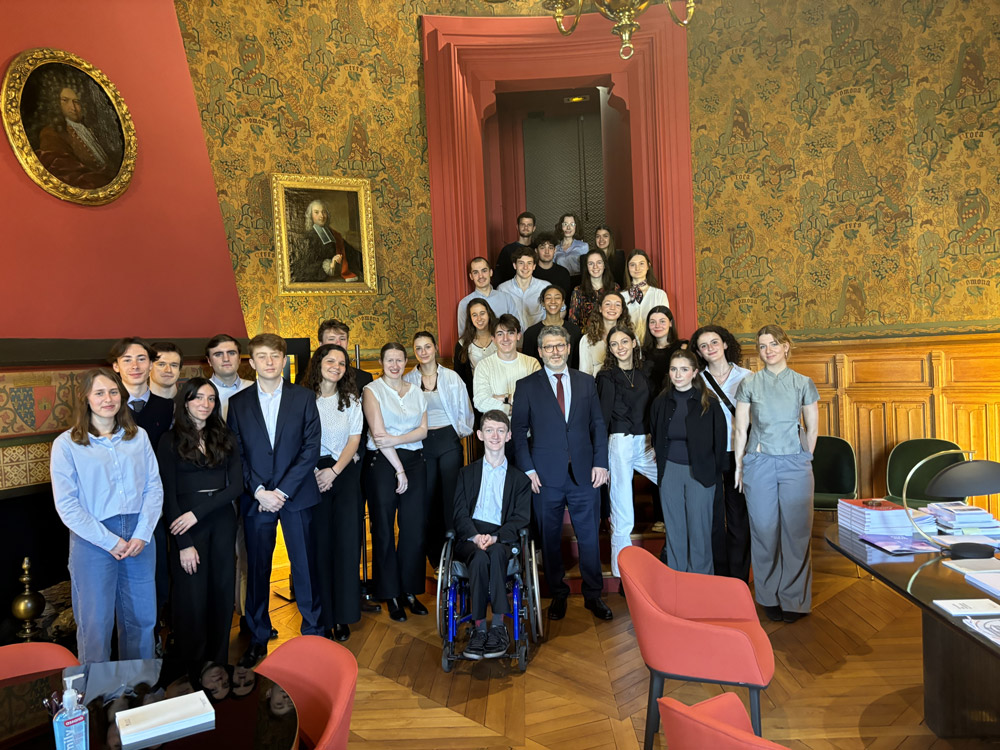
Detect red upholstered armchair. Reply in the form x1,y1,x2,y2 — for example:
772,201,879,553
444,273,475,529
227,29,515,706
257,635,358,750
618,546,775,750
659,693,788,749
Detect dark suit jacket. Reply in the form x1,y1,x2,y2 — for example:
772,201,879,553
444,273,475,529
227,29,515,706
132,393,174,453
227,381,321,513
511,367,609,488
649,389,727,488
452,459,531,545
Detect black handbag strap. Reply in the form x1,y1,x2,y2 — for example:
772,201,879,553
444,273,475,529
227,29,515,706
703,370,736,416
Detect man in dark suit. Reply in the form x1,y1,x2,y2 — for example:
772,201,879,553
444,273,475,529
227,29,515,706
511,325,613,622
110,337,174,630
452,409,531,660
228,333,324,666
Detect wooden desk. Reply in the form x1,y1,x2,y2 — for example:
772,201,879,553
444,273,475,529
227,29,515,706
825,524,1000,738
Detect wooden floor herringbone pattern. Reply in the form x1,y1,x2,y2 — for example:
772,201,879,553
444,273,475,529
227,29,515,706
259,517,1000,749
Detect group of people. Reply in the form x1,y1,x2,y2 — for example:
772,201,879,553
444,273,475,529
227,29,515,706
49,216,820,675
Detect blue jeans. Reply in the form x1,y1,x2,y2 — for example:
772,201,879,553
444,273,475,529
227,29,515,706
69,514,156,663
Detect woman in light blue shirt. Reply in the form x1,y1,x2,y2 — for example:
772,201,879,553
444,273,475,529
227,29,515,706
554,212,589,278
49,368,163,663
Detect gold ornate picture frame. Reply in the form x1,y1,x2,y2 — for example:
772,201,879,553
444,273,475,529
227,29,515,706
1,48,137,206
271,173,378,296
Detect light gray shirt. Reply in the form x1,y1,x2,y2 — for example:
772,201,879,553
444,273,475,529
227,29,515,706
472,458,507,528
544,365,572,422
736,367,819,456
701,365,751,451
257,380,283,448
457,288,519,336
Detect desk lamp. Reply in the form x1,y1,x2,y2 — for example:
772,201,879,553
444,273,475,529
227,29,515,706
903,450,1000,560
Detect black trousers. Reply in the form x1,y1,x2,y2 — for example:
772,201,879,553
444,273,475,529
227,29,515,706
314,458,362,627
170,502,237,670
455,535,511,620
366,448,427,600
422,426,464,566
711,451,752,582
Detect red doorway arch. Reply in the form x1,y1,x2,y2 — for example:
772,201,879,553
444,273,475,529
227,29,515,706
422,8,696,351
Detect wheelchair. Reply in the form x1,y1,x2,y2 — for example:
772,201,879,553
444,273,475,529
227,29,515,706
436,527,544,672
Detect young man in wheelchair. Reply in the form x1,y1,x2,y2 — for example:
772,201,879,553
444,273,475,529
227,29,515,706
452,409,532,659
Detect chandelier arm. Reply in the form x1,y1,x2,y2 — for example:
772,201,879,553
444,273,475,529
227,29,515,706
665,0,695,27
552,0,584,35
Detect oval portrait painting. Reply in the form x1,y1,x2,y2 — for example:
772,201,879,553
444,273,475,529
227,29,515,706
2,48,136,205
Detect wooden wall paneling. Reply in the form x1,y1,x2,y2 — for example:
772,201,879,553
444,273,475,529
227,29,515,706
851,400,889,498
941,394,1000,513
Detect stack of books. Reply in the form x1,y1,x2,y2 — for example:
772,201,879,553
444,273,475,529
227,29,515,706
927,501,1000,538
837,498,937,535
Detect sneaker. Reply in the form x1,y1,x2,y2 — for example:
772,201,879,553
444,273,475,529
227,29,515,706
483,625,510,659
651,521,665,533
463,628,487,660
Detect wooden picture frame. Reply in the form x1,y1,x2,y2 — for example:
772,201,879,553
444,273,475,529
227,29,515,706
1,48,137,206
271,173,378,296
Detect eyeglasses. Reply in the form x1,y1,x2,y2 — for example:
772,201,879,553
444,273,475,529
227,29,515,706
541,343,567,353
562,221,576,227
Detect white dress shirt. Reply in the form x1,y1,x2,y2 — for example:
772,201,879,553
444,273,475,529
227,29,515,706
403,365,474,438
472,458,507,528
316,393,363,461
497,276,549,327
211,374,254,420
257,380,283,448
364,378,427,451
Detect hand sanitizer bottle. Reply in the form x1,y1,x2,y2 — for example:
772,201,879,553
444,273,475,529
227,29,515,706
53,673,89,749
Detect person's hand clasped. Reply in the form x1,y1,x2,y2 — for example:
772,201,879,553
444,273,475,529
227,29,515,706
372,431,396,449
180,546,200,575
395,470,408,494
474,533,497,551
315,467,336,493
123,538,146,557
256,489,285,513
169,511,198,536
109,538,129,560
591,467,609,489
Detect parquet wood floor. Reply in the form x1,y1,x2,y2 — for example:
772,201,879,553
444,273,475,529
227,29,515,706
254,517,1000,749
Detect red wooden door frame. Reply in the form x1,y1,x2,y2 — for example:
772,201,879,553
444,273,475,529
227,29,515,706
422,8,696,351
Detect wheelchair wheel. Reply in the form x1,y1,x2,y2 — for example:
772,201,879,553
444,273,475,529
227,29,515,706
436,542,452,638
526,541,544,642
517,642,528,672
442,643,453,673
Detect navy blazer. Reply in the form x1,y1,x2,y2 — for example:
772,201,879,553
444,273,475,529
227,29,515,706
511,367,609,488
452,459,531,545
227,381,322,513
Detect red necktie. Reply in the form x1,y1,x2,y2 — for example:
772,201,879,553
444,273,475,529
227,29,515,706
554,373,566,419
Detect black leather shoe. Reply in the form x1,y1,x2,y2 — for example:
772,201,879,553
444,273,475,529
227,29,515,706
387,598,407,622
585,597,614,621
406,594,428,615
763,604,784,622
333,623,350,641
238,642,268,668
361,598,382,613
782,610,807,623
269,627,278,640
548,596,568,620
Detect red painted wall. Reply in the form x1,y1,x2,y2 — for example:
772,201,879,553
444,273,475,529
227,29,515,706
0,0,245,339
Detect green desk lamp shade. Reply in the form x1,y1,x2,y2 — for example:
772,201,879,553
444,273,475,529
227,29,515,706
903,450,997,560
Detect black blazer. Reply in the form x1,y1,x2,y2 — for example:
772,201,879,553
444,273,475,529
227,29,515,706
227,381,322,512
452,459,531,545
649,389,727,489
511,367,609,488
132,393,174,450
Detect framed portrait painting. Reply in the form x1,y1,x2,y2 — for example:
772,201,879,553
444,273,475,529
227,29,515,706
1,48,137,205
271,174,378,296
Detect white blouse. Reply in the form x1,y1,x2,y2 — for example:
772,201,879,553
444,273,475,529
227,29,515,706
404,365,474,438
316,393,363,462
469,340,497,371
577,337,607,377
626,286,670,344
364,378,427,451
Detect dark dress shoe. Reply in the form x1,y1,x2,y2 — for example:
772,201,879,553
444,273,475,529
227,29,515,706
333,624,350,641
763,604,784,622
269,627,278,640
238,642,268,668
782,610,808,623
585,598,614,621
387,598,408,622
361,598,382,613
548,596,568,620
405,594,428,615
618,581,626,598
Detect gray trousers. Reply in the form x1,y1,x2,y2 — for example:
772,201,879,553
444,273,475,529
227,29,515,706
659,461,715,574
742,451,814,612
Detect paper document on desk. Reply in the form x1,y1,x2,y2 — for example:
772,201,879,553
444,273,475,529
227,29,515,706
116,690,214,749
964,571,1000,599
962,616,1000,647
942,557,1000,575
936,535,1000,548
934,599,1000,616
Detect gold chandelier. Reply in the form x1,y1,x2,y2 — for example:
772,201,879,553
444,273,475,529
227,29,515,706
539,1,695,59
